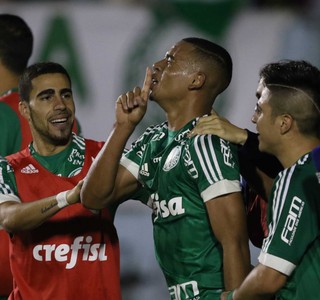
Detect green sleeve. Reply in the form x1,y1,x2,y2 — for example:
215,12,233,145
0,102,22,156
0,157,18,196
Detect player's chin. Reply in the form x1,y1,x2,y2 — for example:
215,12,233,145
51,129,73,145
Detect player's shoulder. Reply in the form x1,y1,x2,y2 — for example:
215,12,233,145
189,134,235,151
278,153,316,186
294,153,315,174
133,122,167,147
5,148,31,168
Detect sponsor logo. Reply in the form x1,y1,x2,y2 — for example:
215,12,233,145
151,132,166,142
21,164,39,174
220,140,233,167
184,147,198,179
153,157,162,163
168,280,200,300
163,146,181,172
136,144,147,159
32,235,107,269
152,195,185,221
68,148,85,166
174,129,189,142
140,163,150,176
281,196,305,245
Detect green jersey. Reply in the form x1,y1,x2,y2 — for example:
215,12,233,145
259,153,320,300
0,133,87,198
121,119,241,300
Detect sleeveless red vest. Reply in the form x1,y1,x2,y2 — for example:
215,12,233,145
0,92,82,296
6,139,121,300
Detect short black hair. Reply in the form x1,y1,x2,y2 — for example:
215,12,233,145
260,60,320,105
19,62,72,103
260,60,320,137
0,14,33,75
183,37,233,92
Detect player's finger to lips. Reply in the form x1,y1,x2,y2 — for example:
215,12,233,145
133,87,141,106
141,67,152,100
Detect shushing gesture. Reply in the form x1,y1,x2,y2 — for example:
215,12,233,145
115,67,152,128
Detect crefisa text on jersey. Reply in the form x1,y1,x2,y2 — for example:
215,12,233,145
32,235,108,269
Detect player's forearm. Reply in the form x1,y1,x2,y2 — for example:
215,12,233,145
222,264,286,300
1,196,66,232
81,123,135,209
223,241,251,290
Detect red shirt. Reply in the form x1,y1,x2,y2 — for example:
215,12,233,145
6,139,121,300
0,90,81,296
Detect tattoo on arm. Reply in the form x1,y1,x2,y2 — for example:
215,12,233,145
41,202,57,214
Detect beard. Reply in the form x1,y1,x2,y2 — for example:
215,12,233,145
30,110,73,146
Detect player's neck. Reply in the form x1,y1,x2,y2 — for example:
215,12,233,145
278,137,320,168
32,137,72,157
166,103,211,131
0,68,20,95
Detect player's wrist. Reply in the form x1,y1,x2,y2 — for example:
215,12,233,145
221,290,234,300
114,122,136,135
56,191,69,209
237,129,248,146
226,290,234,300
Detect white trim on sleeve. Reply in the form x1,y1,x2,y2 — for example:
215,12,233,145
120,156,140,179
258,251,296,276
0,194,21,205
201,179,241,202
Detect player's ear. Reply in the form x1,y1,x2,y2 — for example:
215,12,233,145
279,113,293,134
189,72,205,90
19,101,31,121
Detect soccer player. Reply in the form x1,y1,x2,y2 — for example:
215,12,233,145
81,37,251,299
0,14,81,156
0,15,34,296
0,62,121,299
189,110,283,248
218,60,320,299
0,15,82,298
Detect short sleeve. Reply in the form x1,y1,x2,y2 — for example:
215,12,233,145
259,162,319,276
189,134,241,202
0,156,20,204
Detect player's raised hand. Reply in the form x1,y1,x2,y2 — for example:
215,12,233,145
115,67,152,127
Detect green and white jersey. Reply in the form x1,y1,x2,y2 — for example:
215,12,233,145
0,133,90,202
121,118,241,300
0,156,19,205
259,153,320,300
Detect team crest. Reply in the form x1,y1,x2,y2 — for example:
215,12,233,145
163,146,181,172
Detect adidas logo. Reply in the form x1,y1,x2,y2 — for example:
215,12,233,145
140,163,150,177
21,164,39,174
